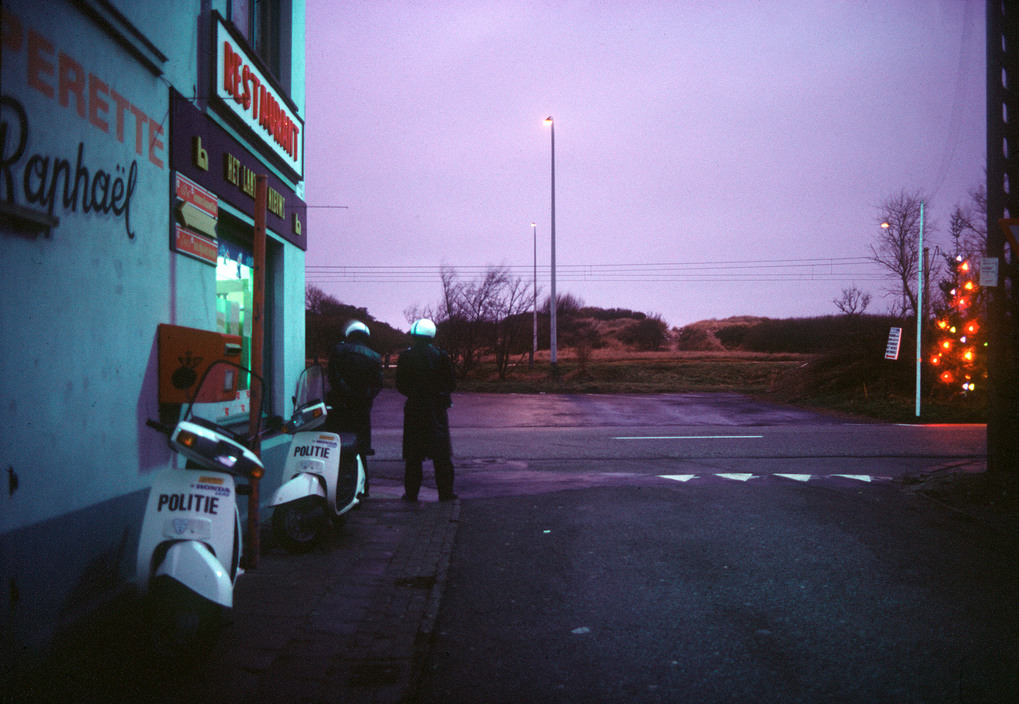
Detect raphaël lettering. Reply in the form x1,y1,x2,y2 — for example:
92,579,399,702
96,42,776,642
1,96,139,238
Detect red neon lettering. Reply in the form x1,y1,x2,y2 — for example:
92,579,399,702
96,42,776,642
257,85,268,128
231,49,244,102
27,29,55,98
223,41,236,96
247,71,261,116
88,73,110,133
279,117,289,153
261,95,271,131
239,64,250,110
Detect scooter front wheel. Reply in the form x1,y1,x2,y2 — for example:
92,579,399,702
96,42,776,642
272,496,327,553
147,575,222,656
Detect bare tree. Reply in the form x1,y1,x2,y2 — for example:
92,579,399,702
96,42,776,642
491,275,534,378
958,183,987,261
417,266,535,378
871,190,930,319
833,285,871,316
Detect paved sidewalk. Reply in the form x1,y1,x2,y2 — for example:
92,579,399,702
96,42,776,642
7,478,460,704
186,479,460,704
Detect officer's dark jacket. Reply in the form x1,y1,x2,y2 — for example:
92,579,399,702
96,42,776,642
396,341,455,461
328,342,383,409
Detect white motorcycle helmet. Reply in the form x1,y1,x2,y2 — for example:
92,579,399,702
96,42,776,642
410,318,437,338
345,320,370,339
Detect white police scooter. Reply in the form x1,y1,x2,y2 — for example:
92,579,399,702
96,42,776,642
270,364,365,552
136,360,272,650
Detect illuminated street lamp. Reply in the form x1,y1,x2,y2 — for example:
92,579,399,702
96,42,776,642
544,116,557,375
882,206,925,418
915,200,925,418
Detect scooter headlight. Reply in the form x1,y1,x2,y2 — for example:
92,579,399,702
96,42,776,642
177,430,199,449
214,453,238,469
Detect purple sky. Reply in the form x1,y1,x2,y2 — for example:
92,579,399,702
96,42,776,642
303,1,985,331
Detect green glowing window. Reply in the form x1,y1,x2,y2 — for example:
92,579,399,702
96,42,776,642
216,239,253,374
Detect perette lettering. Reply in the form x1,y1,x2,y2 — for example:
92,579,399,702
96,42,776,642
1,8,166,167
1,96,138,238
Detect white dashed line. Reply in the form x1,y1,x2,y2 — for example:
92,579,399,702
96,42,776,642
614,435,764,440
659,473,893,484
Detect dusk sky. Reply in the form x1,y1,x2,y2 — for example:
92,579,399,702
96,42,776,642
303,0,985,332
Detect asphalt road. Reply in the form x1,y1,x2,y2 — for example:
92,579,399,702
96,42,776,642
369,390,1014,703
370,389,985,475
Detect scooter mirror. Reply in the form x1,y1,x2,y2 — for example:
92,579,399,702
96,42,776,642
289,400,328,433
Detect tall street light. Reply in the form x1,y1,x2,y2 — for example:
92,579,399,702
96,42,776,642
544,116,558,375
531,221,537,368
883,206,925,419
915,200,925,418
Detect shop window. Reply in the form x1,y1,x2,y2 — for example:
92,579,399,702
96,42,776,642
217,238,254,376
230,0,288,84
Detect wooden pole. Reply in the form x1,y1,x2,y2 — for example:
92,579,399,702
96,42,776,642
244,174,267,568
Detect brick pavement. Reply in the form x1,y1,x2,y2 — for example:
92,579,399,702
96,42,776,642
5,477,460,704
190,479,460,704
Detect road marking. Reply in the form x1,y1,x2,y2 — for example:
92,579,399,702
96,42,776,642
659,473,893,484
613,435,764,440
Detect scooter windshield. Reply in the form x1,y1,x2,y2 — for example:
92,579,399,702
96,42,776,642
185,360,266,446
294,364,327,410
289,364,328,433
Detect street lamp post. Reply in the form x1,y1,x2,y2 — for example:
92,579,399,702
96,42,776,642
882,204,925,418
916,200,925,418
531,222,537,368
544,116,557,375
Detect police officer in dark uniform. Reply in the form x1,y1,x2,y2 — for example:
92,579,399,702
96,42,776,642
327,320,383,496
396,318,457,502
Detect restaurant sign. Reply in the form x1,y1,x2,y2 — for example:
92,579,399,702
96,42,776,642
213,13,303,180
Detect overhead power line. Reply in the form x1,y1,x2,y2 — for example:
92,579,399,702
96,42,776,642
306,257,888,285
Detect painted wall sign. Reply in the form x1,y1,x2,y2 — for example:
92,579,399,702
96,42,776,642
212,13,303,179
170,90,306,250
1,95,140,239
0,6,165,238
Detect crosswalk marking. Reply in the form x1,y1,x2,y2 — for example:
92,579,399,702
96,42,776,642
716,473,757,482
659,473,892,484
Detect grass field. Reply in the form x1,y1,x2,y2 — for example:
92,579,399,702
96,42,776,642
443,350,987,424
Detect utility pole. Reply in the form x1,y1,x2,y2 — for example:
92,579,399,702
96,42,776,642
986,1,1019,474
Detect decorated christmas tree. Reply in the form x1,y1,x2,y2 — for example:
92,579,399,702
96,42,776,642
930,255,987,397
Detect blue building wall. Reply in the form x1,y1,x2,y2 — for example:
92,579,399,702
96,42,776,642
1,0,307,659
